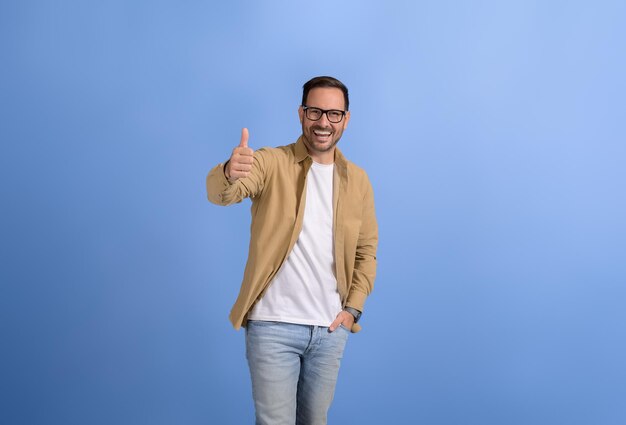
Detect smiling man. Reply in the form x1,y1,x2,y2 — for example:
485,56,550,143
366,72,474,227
206,76,378,424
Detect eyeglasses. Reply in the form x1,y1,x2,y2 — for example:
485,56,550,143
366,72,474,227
302,105,347,123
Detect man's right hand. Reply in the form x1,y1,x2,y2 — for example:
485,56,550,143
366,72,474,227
225,128,254,182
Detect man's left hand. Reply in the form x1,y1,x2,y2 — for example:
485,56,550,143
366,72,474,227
329,310,355,332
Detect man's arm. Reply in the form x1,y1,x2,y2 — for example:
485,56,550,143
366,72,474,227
330,175,378,332
206,128,266,205
346,176,378,313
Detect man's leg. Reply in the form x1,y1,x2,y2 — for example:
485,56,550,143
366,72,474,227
245,321,308,425
296,325,349,425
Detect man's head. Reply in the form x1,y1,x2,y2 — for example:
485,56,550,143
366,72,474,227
298,76,351,162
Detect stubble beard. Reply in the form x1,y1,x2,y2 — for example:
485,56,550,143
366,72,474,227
303,127,342,155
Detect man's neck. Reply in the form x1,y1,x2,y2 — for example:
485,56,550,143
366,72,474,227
308,148,335,165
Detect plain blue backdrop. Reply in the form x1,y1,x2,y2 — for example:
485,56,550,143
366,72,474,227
2,1,625,424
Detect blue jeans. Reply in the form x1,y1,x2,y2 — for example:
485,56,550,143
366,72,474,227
245,320,350,425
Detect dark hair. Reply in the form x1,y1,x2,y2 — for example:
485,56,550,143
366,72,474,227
302,76,349,111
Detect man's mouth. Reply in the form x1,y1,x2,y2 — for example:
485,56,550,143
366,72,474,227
313,130,332,139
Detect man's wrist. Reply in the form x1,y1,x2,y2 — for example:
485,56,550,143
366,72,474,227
344,307,361,323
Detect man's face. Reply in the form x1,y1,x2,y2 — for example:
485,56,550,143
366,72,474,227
298,87,350,157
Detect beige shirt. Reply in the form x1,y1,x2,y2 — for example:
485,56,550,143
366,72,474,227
206,136,378,333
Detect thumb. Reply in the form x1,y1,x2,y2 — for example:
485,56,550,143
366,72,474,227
239,127,249,148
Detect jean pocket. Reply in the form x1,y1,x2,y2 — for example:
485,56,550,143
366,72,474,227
338,324,351,333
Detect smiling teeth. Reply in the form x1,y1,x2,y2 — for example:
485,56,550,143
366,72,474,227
314,131,331,136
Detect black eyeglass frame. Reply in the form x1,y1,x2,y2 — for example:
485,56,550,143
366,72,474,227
301,105,347,123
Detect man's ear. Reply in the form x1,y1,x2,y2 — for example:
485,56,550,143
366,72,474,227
298,105,304,123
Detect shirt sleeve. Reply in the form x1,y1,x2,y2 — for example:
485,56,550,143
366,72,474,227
345,173,378,316
206,149,269,206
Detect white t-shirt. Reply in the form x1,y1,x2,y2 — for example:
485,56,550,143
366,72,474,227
248,161,342,326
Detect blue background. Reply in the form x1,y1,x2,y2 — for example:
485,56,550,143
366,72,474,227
2,1,625,424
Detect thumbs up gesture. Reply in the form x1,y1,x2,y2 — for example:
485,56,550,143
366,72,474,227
225,128,254,182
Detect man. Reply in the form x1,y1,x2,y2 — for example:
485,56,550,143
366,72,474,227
206,76,378,424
